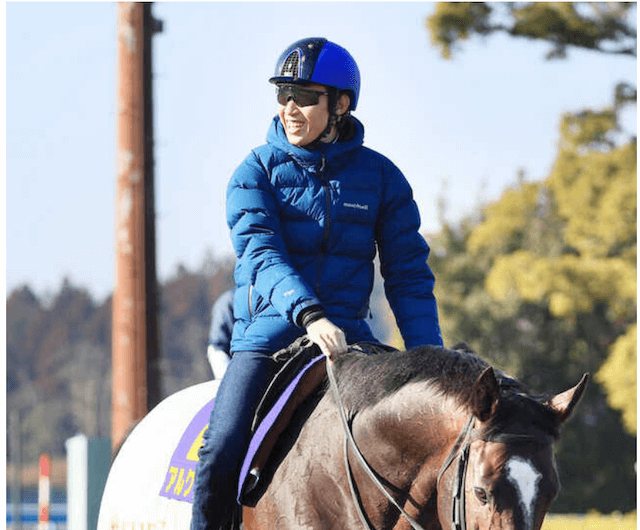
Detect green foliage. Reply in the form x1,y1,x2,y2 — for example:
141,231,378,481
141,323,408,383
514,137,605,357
429,119,637,511
510,3,611,59
596,324,637,434
425,3,636,511
456,105,636,511
427,2,637,60
552,113,637,261
486,252,636,319
426,2,492,60
467,183,540,256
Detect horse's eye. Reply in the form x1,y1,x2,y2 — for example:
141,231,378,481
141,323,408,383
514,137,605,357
474,487,490,505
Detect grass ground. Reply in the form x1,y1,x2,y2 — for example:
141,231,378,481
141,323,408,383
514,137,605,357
542,512,636,529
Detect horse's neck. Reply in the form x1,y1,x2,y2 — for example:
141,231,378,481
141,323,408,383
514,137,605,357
353,382,469,485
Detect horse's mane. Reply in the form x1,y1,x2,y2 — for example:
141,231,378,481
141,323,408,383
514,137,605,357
334,344,490,410
333,343,560,439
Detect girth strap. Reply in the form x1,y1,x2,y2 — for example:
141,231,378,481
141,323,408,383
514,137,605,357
327,358,427,530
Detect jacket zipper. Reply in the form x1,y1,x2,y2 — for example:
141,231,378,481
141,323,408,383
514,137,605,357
248,284,253,319
316,156,330,291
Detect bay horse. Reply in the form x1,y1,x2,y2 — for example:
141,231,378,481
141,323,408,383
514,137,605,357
241,343,587,530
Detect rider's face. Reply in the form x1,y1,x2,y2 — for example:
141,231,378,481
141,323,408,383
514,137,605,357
277,84,331,147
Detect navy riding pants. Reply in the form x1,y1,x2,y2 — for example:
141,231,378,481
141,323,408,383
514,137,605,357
190,350,277,530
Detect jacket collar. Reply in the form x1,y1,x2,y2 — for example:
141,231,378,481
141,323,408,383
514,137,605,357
267,116,365,173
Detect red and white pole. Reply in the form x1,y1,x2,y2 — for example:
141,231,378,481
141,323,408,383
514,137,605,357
38,454,51,530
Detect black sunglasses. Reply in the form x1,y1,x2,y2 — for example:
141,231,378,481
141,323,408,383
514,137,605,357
276,85,329,107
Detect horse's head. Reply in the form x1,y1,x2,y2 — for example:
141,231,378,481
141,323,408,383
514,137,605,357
438,366,588,530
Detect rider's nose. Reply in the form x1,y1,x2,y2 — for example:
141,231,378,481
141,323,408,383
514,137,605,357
284,99,299,112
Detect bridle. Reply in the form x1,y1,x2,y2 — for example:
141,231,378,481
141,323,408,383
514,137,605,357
326,358,549,530
433,416,549,530
435,414,475,530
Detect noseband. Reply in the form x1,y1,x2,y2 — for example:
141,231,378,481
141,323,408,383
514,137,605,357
327,359,548,530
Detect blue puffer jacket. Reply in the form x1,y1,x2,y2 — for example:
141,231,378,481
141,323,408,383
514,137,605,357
226,116,442,354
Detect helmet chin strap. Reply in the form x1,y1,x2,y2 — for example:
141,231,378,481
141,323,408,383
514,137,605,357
304,90,347,149
321,112,341,141
300,114,335,149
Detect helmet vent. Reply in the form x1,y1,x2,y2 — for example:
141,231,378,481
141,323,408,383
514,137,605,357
280,50,300,79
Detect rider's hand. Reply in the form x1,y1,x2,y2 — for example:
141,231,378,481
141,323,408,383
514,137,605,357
306,317,348,361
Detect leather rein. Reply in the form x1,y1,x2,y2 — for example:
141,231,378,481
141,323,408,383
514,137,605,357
327,359,551,530
326,358,477,530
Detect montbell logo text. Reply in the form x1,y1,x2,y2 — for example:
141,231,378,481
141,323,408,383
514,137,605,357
344,202,369,211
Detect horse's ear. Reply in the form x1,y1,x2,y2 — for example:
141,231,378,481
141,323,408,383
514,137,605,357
470,367,500,422
547,373,589,424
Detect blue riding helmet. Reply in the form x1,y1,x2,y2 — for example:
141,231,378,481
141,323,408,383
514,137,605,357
269,37,361,111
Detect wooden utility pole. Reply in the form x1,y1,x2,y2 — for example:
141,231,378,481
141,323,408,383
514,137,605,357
112,2,162,453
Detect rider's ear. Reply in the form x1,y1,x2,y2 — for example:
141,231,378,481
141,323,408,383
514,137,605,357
336,93,350,116
469,367,499,422
547,373,589,424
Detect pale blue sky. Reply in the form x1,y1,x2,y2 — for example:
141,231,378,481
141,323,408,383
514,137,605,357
6,2,636,302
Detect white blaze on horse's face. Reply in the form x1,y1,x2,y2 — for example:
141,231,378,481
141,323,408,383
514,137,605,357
505,456,542,530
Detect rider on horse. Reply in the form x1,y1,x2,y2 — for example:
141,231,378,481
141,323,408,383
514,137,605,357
190,37,443,529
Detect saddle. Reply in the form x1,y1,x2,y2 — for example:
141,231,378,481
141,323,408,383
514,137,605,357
237,336,397,504
158,336,394,508
237,336,326,503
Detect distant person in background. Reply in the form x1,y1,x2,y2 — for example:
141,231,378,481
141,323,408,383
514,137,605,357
191,37,442,529
207,287,235,379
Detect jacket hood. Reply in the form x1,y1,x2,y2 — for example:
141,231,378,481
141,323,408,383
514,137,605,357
266,115,365,172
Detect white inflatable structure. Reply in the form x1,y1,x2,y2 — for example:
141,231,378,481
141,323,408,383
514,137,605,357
98,380,220,530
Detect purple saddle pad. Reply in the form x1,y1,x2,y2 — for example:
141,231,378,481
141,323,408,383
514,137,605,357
237,353,325,502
